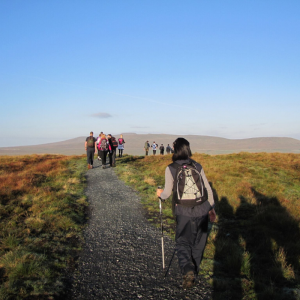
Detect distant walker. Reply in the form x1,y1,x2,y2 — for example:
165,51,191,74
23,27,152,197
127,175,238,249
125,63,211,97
85,132,97,169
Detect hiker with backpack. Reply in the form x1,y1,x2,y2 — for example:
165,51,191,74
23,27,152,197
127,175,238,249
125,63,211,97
107,134,118,167
118,134,125,157
144,141,150,156
85,131,97,169
166,144,172,154
156,137,216,289
159,144,165,155
96,132,103,161
98,134,108,169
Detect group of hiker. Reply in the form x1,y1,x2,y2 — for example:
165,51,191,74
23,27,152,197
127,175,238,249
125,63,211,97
85,132,125,169
86,132,217,290
144,141,173,156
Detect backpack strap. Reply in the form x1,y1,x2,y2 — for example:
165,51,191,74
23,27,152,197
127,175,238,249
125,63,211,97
187,160,208,201
168,162,182,215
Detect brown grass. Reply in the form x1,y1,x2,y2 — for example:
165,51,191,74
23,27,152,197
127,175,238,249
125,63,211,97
0,154,88,299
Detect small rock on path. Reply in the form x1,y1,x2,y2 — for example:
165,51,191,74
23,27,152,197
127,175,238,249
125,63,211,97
67,160,213,299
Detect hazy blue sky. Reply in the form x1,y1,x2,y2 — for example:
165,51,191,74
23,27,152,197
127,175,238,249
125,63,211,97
1,0,299,146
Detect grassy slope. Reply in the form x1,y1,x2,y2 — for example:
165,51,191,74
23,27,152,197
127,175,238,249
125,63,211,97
115,152,300,300
1,152,299,299
0,155,88,299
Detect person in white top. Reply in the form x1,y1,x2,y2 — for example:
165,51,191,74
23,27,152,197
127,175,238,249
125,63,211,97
151,142,157,155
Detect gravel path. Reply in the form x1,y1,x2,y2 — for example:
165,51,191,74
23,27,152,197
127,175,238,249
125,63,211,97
67,159,213,299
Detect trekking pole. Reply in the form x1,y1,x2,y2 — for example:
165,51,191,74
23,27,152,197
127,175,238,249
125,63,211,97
164,248,176,278
157,186,165,270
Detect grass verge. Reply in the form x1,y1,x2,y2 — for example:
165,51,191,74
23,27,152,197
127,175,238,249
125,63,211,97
0,154,88,299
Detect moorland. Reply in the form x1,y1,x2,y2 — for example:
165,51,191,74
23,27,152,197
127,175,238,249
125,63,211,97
0,152,300,299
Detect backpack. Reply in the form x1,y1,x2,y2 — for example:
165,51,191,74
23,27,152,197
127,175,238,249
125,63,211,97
87,137,94,148
170,161,208,213
111,137,118,148
99,139,107,151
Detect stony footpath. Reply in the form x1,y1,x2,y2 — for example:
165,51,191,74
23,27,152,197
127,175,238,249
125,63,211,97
66,159,213,299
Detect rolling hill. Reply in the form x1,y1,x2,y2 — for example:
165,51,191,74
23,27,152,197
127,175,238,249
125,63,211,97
1,134,300,156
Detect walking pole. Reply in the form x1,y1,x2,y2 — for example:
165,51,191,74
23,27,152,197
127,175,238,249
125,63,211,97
158,186,165,270
164,248,176,278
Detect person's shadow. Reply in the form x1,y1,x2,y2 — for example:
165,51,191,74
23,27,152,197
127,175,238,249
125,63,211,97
212,187,300,300
212,194,243,300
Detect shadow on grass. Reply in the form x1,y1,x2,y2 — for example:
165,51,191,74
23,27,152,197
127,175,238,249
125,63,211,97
117,155,145,164
212,187,300,300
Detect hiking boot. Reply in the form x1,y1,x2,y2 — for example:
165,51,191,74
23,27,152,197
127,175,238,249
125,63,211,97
88,164,90,169
182,271,195,289
90,165,93,169
102,165,106,169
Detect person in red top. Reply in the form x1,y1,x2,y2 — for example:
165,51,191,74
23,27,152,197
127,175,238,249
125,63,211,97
96,132,103,161
98,134,108,169
118,134,125,157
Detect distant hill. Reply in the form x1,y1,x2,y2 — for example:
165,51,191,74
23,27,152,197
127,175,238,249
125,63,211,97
1,134,300,156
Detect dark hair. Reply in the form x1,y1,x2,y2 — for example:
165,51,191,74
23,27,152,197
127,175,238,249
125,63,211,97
172,138,192,161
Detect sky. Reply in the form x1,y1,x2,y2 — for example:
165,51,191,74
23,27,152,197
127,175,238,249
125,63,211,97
1,0,300,147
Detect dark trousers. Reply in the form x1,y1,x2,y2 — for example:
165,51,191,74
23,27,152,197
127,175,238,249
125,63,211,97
175,202,210,275
145,149,149,156
118,149,123,157
160,151,164,155
153,150,156,155
87,148,95,165
109,149,116,166
99,150,107,165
